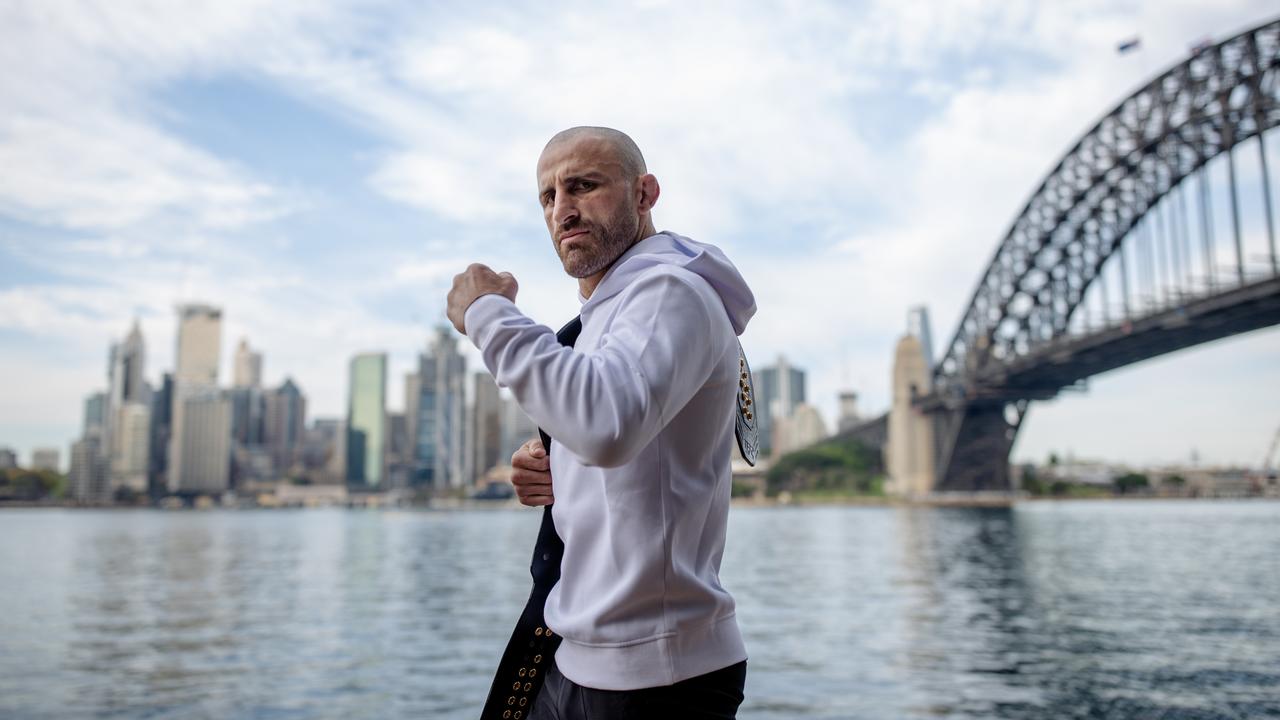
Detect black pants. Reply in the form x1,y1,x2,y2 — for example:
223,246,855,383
527,660,747,719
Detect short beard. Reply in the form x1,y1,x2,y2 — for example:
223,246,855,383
557,205,639,279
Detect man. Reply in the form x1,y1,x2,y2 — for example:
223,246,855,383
447,127,755,718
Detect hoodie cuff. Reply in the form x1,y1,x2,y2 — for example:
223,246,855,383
463,293,520,350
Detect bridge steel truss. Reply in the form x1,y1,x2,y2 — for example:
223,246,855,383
927,18,1280,492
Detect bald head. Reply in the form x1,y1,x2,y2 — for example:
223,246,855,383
543,126,647,181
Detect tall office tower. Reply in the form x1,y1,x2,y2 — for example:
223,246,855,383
175,390,231,494
169,304,223,494
31,448,60,472
264,378,306,477
233,337,263,388
471,372,503,483
501,396,540,460
907,305,935,374
0,448,16,470
148,373,173,493
755,355,807,457
83,392,106,438
68,436,107,503
385,412,411,489
228,386,266,447
346,353,387,488
111,402,151,495
410,327,467,489
402,371,421,475
104,321,148,499
108,320,147,406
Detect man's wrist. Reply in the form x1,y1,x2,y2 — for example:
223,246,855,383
463,293,518,340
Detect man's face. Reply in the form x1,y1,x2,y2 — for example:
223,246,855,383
536,136,641,280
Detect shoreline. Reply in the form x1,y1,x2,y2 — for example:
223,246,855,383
4,493,1277,511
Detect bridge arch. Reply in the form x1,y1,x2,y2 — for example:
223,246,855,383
936,17,1279,390
919,17,1280,492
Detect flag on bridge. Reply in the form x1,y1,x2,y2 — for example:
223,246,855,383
1117,36,1141,54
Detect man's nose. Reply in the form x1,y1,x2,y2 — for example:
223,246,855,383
552,195,579,228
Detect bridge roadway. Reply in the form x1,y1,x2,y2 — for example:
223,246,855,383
923,275,1280,407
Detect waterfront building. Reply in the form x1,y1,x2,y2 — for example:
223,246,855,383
110,402,151,495
31,448,59,472
501,396,539,461
386,412,412,489
470,371,503,483
303,418,345,484
0,448,16,470
173,389,231,494
105,321,149,498
265,378,306,477
168,304,224,494
346,353,387,488
772,402,830,456
148,373,173,494
228,386,266,447
67,436,107,503
410,327,467,489
756,355,807,457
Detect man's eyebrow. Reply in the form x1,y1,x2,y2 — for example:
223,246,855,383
539,171,608,194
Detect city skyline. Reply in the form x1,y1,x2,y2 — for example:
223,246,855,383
3,2,1279,468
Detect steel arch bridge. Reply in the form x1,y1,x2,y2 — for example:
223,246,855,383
920,17,1280,492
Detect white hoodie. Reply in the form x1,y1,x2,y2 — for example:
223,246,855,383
464,231,755,691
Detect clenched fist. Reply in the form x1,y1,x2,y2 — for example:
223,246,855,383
511,437,553,507
447,263,519,335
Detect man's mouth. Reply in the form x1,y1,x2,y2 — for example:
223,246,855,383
559,229,590,244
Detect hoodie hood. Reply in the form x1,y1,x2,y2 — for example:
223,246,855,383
582,231,756,335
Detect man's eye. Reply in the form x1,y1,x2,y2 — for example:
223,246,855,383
541,192,554,207
575,181,596,192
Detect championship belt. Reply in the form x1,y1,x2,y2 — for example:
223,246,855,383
479,318,756,719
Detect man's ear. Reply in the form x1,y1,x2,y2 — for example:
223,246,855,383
637,174,660,213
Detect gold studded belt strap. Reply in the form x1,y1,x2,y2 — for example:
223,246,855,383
479,316,580,720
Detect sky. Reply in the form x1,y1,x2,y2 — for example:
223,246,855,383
2,0,1278,471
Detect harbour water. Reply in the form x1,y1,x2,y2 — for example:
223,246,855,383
1,501,1278,719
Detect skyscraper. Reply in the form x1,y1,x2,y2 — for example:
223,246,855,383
110,402,151,496
346,353,387,488
233,337,263,388
411,327,467,489
501,396,539,462
169,304,225,494
68,436,107,503
470,371,503,483
265,378,306,477
105,320,149,499
148,373,173,493
756,355,807,457
175,390,232,494
83,392,106,439
108,320,147,408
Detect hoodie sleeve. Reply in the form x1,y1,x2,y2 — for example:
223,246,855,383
464,268,721,468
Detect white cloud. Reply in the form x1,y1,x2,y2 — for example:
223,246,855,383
2,0,1278,465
